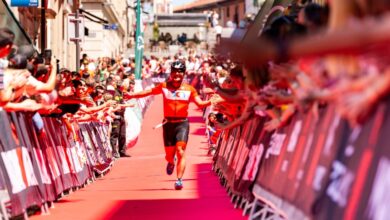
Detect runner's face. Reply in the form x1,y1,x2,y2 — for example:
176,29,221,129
170,70,184,83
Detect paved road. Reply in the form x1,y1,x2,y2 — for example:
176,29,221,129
32,95,244,220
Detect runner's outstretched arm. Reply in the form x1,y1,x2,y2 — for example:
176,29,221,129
124,89,154,99
193,96,211,108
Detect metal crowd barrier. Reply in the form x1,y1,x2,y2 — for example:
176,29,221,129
0,79,154,219
213,97,390,220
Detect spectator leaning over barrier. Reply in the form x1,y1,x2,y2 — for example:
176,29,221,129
217,0,390,127
3,50,58,112
124,60,217,190
0,27,15,106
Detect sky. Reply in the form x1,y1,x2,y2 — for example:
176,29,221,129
171,0,195,7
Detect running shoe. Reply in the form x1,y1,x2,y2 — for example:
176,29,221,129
174,179,183,190
166,162,175,175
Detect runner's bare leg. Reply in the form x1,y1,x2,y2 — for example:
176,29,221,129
176,142,186,179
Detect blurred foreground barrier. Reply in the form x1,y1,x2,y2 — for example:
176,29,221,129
0,111,104,218
214,98,390,220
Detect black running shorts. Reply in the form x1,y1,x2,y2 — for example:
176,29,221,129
163,118,189,147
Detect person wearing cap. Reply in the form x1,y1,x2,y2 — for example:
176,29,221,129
124,60,214,190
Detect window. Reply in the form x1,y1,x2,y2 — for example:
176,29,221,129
226,6,230,18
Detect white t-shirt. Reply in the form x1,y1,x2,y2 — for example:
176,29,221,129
215,25,222,34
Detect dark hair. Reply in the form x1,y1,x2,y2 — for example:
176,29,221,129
34,64,48,78
208,113,217,127
72,80,84,89
246,65,270,90
106,76,113,85
262,15,307,41
229,65,244,80
8,54,27,69
17,45,36,60
0,28,14,48
304,3,328,27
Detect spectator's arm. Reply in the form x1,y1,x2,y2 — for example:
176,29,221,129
0,86,14,106
33,64,57,93
79,101,113,114
3,99,42,112
57,96,88,105
221,15,390,66
214,86,245,103
217,101,254,130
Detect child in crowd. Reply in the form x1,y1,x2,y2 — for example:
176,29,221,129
206,112,222,156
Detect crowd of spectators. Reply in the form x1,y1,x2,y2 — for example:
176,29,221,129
190,0,390,155
0,33,144,158
2,0,390,159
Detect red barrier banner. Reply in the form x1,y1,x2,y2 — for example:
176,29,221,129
40,117,65,196
44,118,74,190
313,102,390,220
0,111,43,216
215,126,242,178
79,123,113,174
253,106,348,217
233,117,268,198
17,114,56,203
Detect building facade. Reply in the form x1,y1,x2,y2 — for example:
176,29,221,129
4,0,79,69
152,0,172,14
2,0,135,70
81,0,129,59
174,0,246,28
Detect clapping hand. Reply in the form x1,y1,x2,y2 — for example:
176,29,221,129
210,94,224,106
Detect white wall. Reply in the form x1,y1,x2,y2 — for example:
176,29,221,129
245,0,265,15
81,2,126,59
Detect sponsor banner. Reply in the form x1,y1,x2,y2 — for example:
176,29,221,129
314,102,389,220
0,112,42,216
213,99,390,219
19,114,56,202
43,119,73,190
234,117,268,198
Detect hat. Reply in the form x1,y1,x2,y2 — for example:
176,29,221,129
121,58,130,65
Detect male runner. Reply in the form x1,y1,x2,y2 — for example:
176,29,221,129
124,60,211,190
